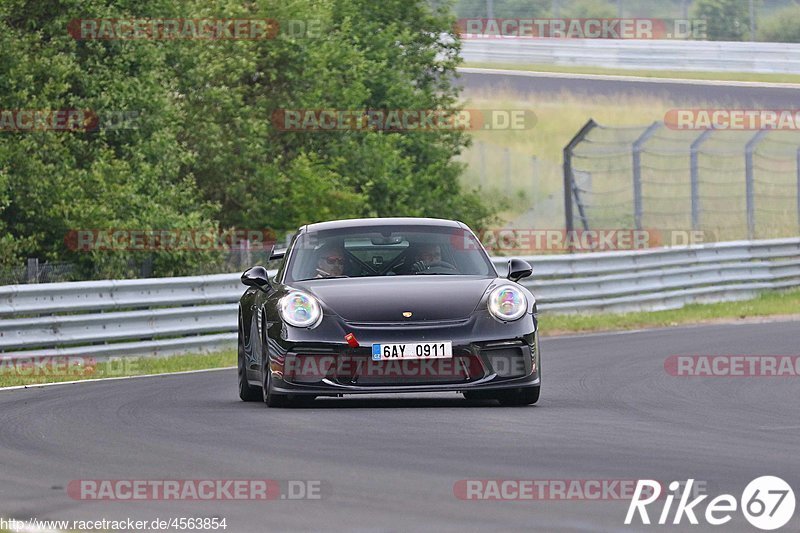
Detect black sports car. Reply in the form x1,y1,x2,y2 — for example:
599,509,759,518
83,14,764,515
238,217,540,407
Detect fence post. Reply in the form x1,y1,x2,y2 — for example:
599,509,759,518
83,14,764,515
690,129,714,232
632,122,662,231
26,258,39,283
745,130,768,240
563,119,597,250
140,256,153,278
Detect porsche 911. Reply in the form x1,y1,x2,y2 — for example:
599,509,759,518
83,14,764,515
238,217,540,407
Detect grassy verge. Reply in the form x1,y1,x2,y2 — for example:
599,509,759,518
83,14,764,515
0,349,235,388
462,62,800,84
541,288,800,336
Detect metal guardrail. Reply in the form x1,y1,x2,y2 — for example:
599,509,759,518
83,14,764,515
1,238,799,359
461,39,800,74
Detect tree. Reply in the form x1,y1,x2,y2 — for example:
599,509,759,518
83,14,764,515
0,0,493,279
691,0,751,41
561,0,617,19
175,0,492,235
0,0,219,278
758,5,800,43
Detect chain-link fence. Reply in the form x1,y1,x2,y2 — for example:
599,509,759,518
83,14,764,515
564,119,800,243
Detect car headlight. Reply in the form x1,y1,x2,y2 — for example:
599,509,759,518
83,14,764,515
488,285,528,322
279,291,322,328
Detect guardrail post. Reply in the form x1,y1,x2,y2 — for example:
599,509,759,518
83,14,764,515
690,129,714,232
745,130,768,240
26,258,39,284
563,119,597,251
632,122,662,231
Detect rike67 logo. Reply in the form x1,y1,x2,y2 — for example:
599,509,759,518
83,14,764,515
626,477,796,530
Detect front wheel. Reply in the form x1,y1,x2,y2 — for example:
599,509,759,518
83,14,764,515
497,386,540,406
238,331,262,402
263,368,289,408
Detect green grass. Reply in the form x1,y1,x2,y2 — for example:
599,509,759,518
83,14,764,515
0,349,235,388
463,62,800,84
540,288,800,336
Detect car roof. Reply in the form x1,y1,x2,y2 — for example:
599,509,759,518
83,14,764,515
300,217,465,233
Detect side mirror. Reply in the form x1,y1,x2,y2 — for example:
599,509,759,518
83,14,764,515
507,258,533,283
270,249,286,261
241,266,271,290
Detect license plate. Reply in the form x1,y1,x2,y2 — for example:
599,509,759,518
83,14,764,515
372,342,453,361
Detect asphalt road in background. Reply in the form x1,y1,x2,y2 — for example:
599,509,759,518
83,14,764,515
458,68,800,107
1,320,798,532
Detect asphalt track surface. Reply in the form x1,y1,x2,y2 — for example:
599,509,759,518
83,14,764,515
1,320,798,532
458,68,800,107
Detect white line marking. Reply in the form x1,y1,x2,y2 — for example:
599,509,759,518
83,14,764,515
0,366,236,392
458,66,800,89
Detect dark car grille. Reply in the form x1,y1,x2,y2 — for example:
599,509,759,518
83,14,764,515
351,354,484,385
284,352,485,386
483,346,529,378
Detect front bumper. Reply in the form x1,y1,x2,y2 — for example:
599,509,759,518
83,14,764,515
267,311,540,396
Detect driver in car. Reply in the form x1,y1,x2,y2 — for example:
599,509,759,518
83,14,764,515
411,243,443,273
314,242,346,278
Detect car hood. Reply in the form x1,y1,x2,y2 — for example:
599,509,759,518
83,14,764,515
293,276,496,322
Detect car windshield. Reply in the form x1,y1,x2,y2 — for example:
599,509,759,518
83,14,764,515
286,225,495,281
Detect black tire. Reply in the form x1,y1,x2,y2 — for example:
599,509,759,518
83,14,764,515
238,330,262,402
497,386,540,406
263,367,289,408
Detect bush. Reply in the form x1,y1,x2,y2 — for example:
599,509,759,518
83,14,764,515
691,0,751,41
758,5,800,43
0,0,493,279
